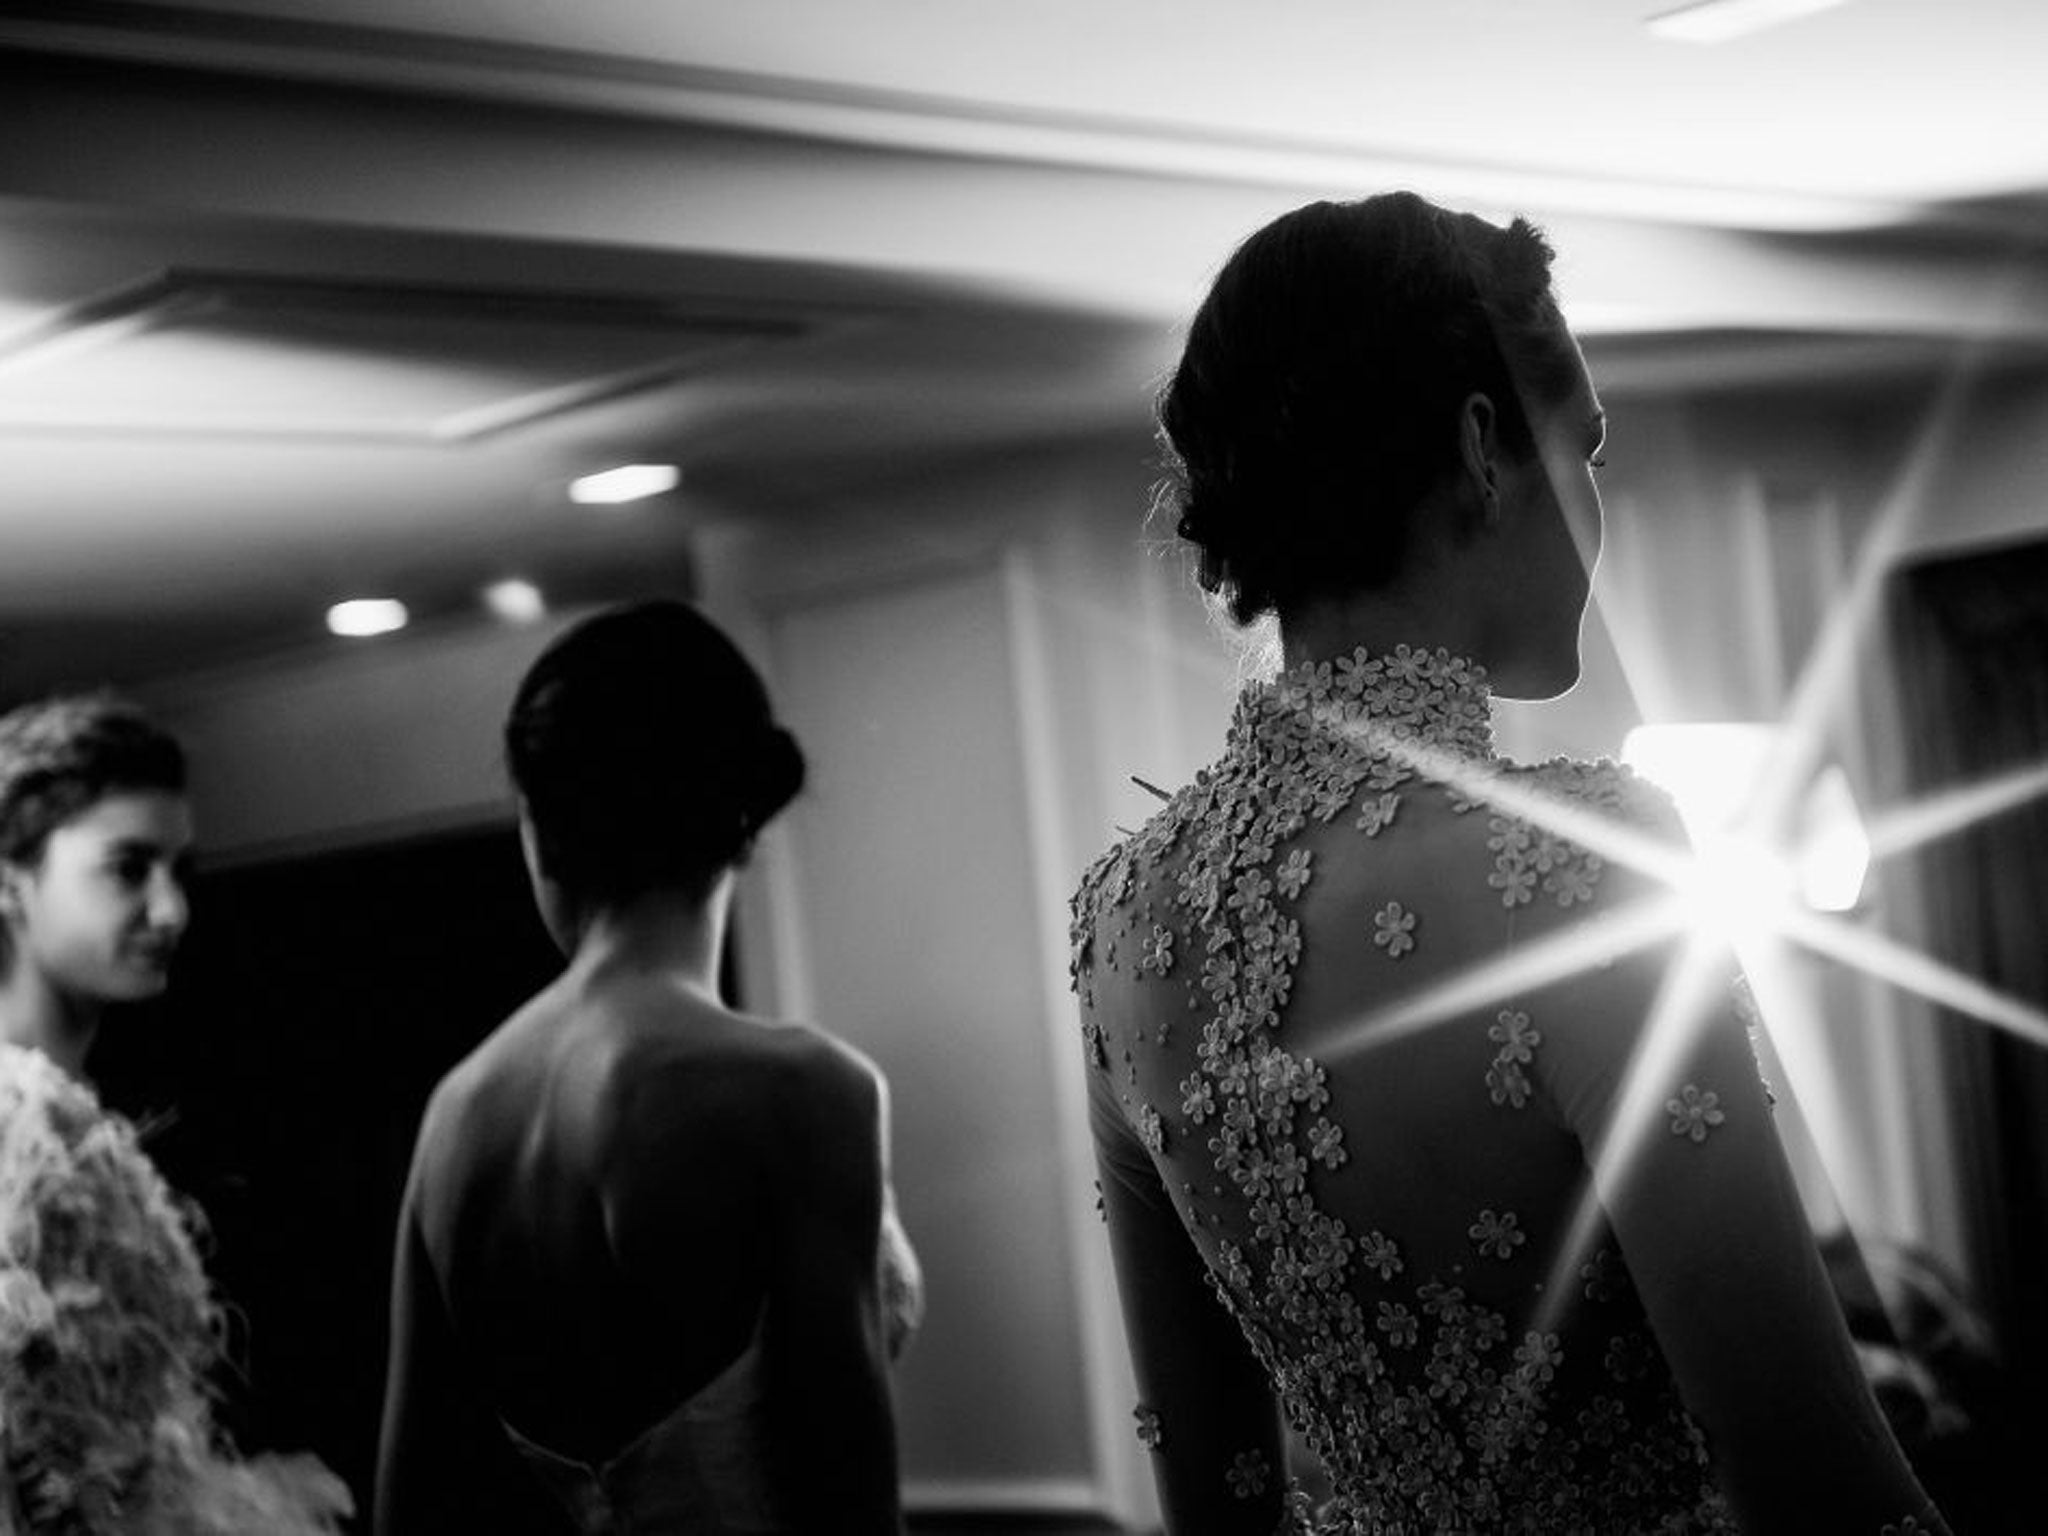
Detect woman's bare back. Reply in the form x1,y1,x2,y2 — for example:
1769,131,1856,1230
411,960,868,1459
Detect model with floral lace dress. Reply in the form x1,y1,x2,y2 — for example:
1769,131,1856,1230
0,694,350,1534
1070,194,1948,1533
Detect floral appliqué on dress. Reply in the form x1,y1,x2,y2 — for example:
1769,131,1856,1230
1068,645,1749,1532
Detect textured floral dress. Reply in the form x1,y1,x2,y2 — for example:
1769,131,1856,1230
1070,647,1944,1534
0,1042,351,1535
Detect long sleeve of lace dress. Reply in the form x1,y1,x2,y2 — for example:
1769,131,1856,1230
1092,1066,1295,1536
1518,798,1948,1535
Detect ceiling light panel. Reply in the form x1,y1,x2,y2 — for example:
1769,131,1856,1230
1647,0,1852,45
0,272,810,441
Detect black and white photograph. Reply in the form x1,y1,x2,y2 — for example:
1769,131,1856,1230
3,3,2045,1532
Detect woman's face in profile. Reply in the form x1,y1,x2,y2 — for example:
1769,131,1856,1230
4,790,194,1003
1494,328,1606,699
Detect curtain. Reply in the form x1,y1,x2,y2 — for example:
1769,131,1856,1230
1885,536,2048,1524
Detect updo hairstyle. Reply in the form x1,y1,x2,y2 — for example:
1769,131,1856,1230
1158,190,1579,625
0,693,187,868
505,601,805,907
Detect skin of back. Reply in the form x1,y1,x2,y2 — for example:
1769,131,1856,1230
375,957,900,1535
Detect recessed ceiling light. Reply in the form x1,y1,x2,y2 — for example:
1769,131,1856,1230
483,578,547,624
1646,0,1850,44
568,463,680,504
327,598,409,638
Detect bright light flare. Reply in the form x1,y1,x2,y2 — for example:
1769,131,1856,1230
1671,833,1798,947
1324,894,1690,1064
1864,760,2048,864
326,598,408,638
1622,723,1869,922
568,463,679,504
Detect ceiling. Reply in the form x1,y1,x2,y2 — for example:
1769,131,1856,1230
3,0,2047,696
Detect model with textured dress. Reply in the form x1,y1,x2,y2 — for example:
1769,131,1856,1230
0,694,349,1534
1070,193,1948,1533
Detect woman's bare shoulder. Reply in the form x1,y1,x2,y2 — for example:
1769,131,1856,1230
600,1003,882,1157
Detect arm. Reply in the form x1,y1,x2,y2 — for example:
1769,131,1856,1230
1091,1065,1286,1536
1524,833,1947,1532
762,1042,905,1536
375,1138,559,1536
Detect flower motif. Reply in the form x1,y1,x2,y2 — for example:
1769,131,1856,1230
1387,645,1429,686
1200,954,1239,1000
1252,1195,1289,1245
1311,780,1355,822
1216,1242,1253,1292
1180,1073,1215,1124
1484,1008,1542,1109
1081,1020,1108,1071
1486,818,1532,856
1334,650,1383,694
1545,857,1601,907
1300,1216,1354,1283
1665,1083,1726,1143
1469,1209,1525,1260
1377,1301,1419,1348
1485,1060,1532,1110
1468,1307,1507,1353
1140,923,1176,976
1307,1117,1347,1170
1487,859,1536,908
1487,1009,1539,1063
1578,1395,1626,1448
1273,848,1314,899
1354,791,1401,837
1133,1405,1164,1451
1268,1142,1309,1197
1359,1230,1403,1281
1512,1330,1562,1384
1372,901,1417,958
1418,1280,1466,1320
1136,1104,1167,1155
1227,869,1273,914
1605,1329,1653,1382
1579,1247,1622,1303
1225,1448,1270,1499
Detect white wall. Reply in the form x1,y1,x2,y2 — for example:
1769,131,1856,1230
697,438,1230,1526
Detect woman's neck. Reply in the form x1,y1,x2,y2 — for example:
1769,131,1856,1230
0,963,100,1079
1279,574,1490,675
573,873,734,1005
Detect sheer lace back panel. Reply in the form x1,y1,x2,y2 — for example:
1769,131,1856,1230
1072,647,1738,1531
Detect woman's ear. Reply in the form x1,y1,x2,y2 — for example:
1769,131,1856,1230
1457,391,1503,527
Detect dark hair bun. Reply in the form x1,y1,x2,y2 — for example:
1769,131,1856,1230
505,601,805,903
743,724,806,832
1158,191,1564,625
